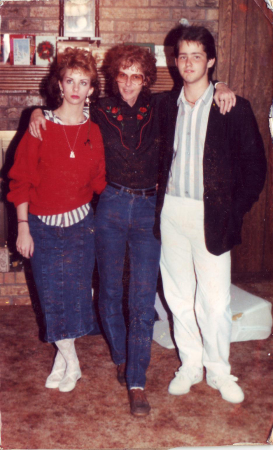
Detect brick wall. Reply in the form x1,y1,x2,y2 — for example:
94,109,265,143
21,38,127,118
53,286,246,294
0,0,219,129
0,270,32,305
1,0,219,42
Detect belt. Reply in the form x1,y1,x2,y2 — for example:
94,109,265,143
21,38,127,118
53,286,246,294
107,181,157,197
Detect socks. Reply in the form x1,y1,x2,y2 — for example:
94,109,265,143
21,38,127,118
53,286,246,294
45,349,66,388
55,338,81,392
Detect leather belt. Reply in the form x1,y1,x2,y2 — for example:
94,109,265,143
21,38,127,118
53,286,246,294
107,182,157,197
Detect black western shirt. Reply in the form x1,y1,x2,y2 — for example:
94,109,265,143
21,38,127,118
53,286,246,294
91,92,164,189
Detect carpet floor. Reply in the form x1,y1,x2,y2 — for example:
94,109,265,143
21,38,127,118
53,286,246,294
1,280,273,449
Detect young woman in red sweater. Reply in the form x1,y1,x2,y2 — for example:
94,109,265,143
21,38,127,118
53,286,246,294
8,48,106,393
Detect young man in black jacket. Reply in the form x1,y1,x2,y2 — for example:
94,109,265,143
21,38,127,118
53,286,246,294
157,25,266,404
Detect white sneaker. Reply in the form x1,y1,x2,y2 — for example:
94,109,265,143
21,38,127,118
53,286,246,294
168,366,203,395
207,374,244,403
45,368,66,389
59,366,82,393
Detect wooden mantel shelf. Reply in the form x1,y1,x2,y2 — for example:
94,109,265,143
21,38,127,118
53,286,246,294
0,65,175,93
0,66,50,91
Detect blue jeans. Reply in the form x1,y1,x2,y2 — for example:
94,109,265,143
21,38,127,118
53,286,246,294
95,185,160,389
29,210,97,343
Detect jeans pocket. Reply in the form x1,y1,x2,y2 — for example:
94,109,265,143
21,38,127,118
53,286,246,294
145,194,157,208
100,185,120,201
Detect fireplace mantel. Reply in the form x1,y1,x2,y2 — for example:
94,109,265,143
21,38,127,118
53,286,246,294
0,65,174,93
0,66,50,91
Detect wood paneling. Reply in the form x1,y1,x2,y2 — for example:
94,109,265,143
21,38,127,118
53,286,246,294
217,0,233,85
218,0,273,277
229,0,247,96
252,0,273,24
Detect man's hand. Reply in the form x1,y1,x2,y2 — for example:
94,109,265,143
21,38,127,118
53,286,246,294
29,108,46,140
214,83,236,115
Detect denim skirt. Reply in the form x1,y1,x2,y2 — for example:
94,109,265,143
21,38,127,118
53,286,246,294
29,209,96,343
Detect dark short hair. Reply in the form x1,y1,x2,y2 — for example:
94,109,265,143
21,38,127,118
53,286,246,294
174,25,216,78
48,47,99,106
103,44,157,96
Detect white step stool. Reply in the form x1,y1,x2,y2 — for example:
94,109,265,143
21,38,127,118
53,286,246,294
153,284,272,349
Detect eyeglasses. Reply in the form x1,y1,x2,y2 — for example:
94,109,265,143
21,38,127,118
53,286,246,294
116,72,145,85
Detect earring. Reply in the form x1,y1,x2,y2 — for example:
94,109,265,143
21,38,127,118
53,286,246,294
85,96,90,106
60,89,64,99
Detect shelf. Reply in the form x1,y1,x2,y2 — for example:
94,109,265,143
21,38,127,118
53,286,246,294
0,66,49,91
0,65,174,93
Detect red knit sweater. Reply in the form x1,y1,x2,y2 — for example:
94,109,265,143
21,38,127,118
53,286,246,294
8,119,106,215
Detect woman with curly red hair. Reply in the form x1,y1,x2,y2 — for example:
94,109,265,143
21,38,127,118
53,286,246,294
8,47,106,393
91,45,162,417
29,43,235,416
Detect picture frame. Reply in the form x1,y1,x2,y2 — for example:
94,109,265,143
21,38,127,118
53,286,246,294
124,42,155,55
63,0,96,39
9,34,35,65
155,44,176,67
35,36,56,66
13,38,30,65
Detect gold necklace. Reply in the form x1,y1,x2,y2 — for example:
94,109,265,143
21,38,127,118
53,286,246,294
62,124,82,158
184,95,196,105
185,90,205,106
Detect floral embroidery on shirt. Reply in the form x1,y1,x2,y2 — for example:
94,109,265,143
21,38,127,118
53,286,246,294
137,104,150,128
106,106,124,128
105,103,151,130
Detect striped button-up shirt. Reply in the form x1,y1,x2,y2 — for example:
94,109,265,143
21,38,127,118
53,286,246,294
166,82,214,200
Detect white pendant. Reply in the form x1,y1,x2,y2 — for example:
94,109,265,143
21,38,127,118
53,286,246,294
70,151,75,158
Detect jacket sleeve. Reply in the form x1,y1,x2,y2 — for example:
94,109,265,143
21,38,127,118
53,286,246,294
234,99,267,216
90,122,106,195
7,130,42,207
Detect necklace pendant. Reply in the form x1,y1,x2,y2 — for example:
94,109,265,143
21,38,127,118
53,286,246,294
70,151,75,158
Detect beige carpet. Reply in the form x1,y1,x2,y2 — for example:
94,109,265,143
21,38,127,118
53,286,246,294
1,280,273,449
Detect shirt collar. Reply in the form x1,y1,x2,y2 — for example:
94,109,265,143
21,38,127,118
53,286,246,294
177,81,214,107
117,91,151,111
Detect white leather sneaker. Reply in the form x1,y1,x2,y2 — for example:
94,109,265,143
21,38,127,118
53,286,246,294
207,374,244,403
59,366,82,393
45,368,66,389
168,366,203,395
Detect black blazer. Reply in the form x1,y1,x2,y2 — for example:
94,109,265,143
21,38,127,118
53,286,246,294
155,90,267,256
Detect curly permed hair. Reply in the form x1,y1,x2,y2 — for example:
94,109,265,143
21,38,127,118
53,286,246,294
103,45,157,96
47,47,99,107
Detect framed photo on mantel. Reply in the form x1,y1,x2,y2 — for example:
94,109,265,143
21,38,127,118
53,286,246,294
35,36,56,66
9,34,35,65
63,0,95,39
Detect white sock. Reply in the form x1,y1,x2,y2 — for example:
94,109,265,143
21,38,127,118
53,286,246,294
55,338,80,374
45,348,66,388
52,349,66,371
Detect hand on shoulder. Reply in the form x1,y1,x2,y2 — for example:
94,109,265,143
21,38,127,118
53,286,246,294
29,108,47,141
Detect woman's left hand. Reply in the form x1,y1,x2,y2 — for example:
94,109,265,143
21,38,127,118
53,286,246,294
16,225,34,259
214,83,236,115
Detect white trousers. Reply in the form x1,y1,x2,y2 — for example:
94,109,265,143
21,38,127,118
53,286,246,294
160,195,232,378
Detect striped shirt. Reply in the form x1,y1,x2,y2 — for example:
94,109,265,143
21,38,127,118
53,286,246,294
38,109,90,228
166,82,214,200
